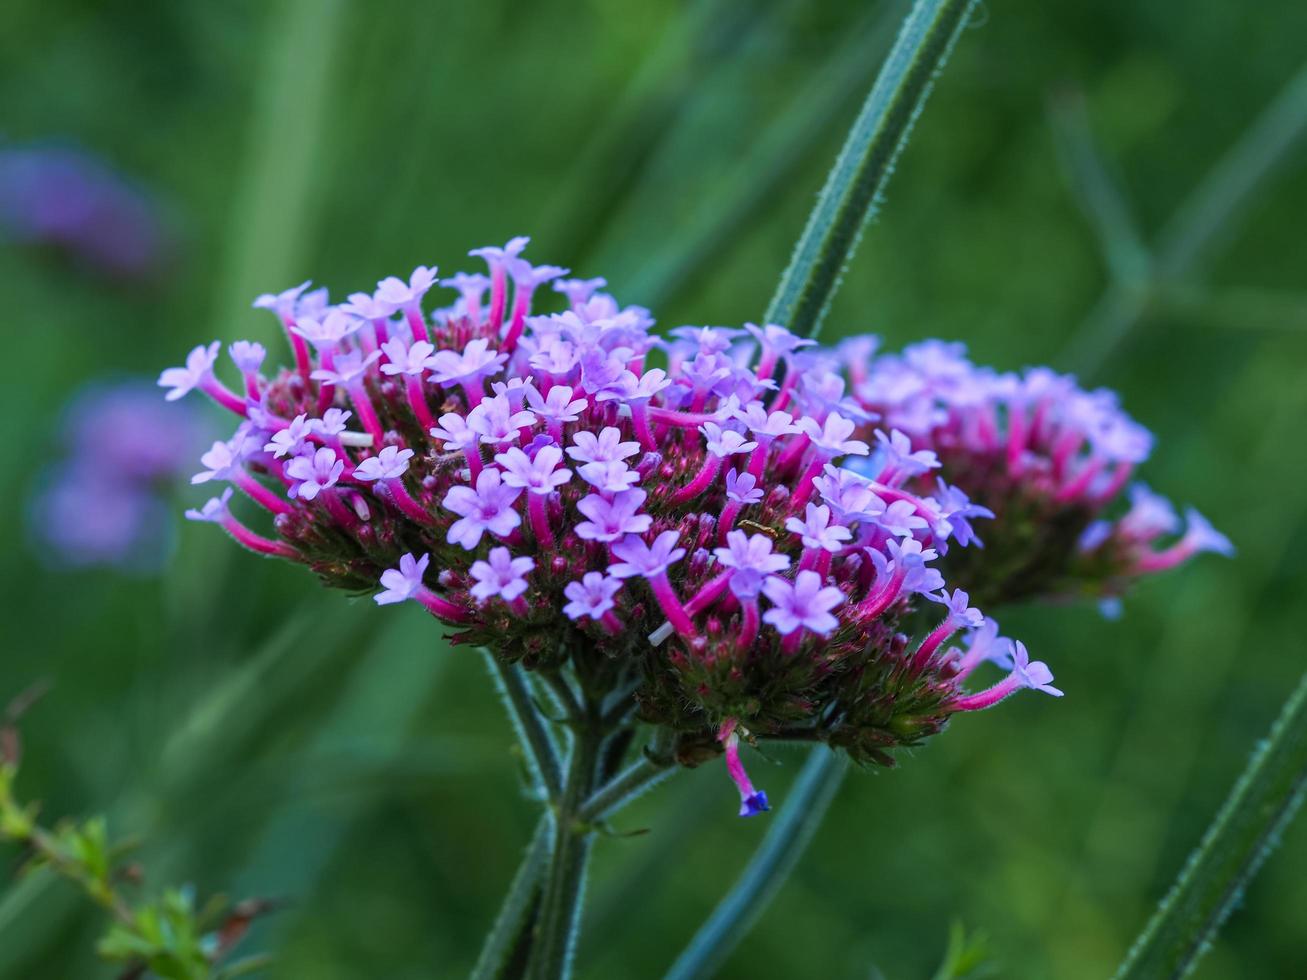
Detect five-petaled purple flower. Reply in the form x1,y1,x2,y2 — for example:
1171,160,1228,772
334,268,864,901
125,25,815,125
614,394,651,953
375,552,430,605
762,571,844,636
286,447,345,500
469,547,535,604
442,468,523,549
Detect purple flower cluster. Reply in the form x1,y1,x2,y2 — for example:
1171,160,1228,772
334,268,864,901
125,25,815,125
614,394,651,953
0,144,170,282
845,340,1232,604
31,381,206,571
161,239,1149,814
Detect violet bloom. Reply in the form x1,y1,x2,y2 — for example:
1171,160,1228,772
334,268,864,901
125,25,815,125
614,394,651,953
429,338,508,389
265,414,315,459
496,445,573,494
229,340,266,374
785,504,852,553
293,310,360,353
563,572,624,632
797,412,869,458
953,641,1063,711
930,589,984,630
310,349,381,388
576,490,652,542
714,531,791,599
354,446,415,481
376,265,439,308
700,422,757,458
442,468,523,549
525,384,588,430
874,428,940,481
725,470,764,505
375,552,430,605
609,531,686,579
286,447,345,501
762,571,844,637
567,427,640,464
431,412,478,452
467,395,536,447
933,480,993,548
578,460,640,494
876,500,931,538
469,547,535,610
380,338,437,376
158,342,220,401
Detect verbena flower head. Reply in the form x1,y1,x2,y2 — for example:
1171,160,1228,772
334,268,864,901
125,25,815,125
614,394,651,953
845,340,1232,605
164,240,1076,815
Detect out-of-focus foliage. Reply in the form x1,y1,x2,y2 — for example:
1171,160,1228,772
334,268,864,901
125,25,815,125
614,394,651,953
1,0,1303,977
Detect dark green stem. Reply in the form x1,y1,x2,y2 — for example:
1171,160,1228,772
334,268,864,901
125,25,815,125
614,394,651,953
663,748,847,980
764,0,979,337
471,816,552,980
577,729,677,823
486,654,563,802
527,701,604,980
1113,668,1307,980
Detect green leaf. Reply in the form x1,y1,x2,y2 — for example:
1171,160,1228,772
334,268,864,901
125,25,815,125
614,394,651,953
1112,668,1307,980
764,0,980,338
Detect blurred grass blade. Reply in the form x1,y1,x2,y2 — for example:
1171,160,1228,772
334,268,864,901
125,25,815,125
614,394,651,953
1047,89,1151,286
663,748,846,980
624,3,902,306
471,817,552,980
1063,61,1307,376
1113,669,1307,980
764,0,979,338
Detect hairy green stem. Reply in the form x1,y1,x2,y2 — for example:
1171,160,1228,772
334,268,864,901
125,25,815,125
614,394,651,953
1113,669,1307,980
577,730,677,824
764,0,979,337
486,654,563,803
471,816,553,980
528,709,604,980
663,748,847,980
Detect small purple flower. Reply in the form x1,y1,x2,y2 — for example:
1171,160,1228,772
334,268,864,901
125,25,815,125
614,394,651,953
567,427,640,464
442,468,523,549
286,447,345,501
797,412,869,457
876,500,931,538
158,342,220,400
265,414,315,459
578,460,640,494
700,422,757,458
428,338,508,387
380,338,437,377
467,394,537,447
495,445,573,494
735,401,800,440
314,408,353,438
430,412,478,452
185,488,233,523
1182,508,1235,557
375,552,430,605
576,489,651,542
229,340,266,374
310,349,380,387
745,322,816,356
525,384,588,426
563,572,623,620
292,310,360,352
725,469,764,505
253,281,311,318
814,464,883,519
784,504,852,553
874,428,940,478
714,531,791,598
469,547,535,603
192,438,243,484
553,277,607,308
933,480,993,548
376,266,439,307
1010,641,1063,696
354,445,415,481
1119,484,1180,540
609,530,686,579
929,589,985,629
470,236,530,267
508,258,568,290
761,571,844,636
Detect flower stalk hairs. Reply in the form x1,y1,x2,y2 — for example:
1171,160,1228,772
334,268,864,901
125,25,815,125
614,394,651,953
160,238,1223,817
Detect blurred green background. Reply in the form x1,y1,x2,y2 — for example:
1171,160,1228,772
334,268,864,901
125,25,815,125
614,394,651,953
2,0,1305,977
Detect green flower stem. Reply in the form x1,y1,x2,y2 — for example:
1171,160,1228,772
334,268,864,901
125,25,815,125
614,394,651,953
577,730,677,824
486,654,564,802
471,816,553,980
764,0,979,337
663,748,848,980
1113,668,1307,980
527,705,605,980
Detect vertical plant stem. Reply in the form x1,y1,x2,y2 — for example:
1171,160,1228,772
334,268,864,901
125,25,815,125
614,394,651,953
764,0,979,337
1113,668,1307,980
471,816,553,980
528,705,605,980
486,653,564,803
663,748,847,980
